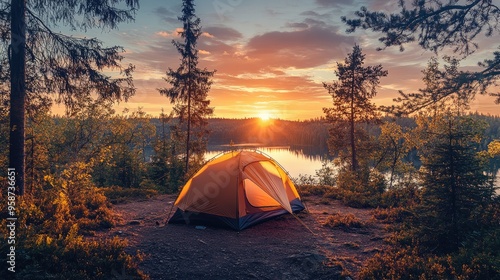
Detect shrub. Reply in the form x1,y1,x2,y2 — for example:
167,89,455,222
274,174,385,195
295,174,318,186
343,242,360,249
359,246,500,280
379,184,419,208
323,212,366,230
297,184,335,196
315,160,336,186
335,168,386,208
6,225,147,280
41,162,116,233
0,163,147,279
370,207,412,224
322,187,343,200
102,186,158,204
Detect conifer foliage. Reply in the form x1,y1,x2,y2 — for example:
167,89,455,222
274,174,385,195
343,0,500,114
159,0,215,174
3,0,138,195
414,114,494,254
323,45,387,171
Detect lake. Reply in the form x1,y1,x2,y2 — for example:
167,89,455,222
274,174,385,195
206,146,325,179
206,145,500,193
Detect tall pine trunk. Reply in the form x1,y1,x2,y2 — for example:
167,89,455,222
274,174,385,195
350,95,357,171
350,66,358,171
186,80,191,173
185,25,192,174
9,0,26,195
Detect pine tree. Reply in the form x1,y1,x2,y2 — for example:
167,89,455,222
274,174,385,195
3,0,138,195
9,0,27,195
343,0,500,113
148,110,185,192
159,0,215,174
323,45,387,171
412,113,494,253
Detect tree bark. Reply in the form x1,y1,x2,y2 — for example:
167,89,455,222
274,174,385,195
350,67,358,172
186,82,191,173
10,0,27,195
185,20,192,174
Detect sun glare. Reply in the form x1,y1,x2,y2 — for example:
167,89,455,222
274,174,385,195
258,112,271,121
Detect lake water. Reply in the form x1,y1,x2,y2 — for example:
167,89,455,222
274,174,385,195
205,146,325,179
206,145,500,193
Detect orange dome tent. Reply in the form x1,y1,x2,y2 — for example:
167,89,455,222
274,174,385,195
168,150,305,230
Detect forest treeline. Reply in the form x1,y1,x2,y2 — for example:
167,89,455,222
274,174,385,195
207,117,328,149
208,113,500,152
3,108,499,193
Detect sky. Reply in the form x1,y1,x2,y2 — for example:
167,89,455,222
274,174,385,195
57,0,499,120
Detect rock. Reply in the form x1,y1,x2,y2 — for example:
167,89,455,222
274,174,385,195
129,220,141,225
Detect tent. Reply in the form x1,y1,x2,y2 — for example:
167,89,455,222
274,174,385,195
168,150,305,230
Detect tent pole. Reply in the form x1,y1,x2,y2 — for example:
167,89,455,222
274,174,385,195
164,199,177,226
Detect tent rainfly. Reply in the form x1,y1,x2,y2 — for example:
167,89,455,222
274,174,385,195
168,150,305,230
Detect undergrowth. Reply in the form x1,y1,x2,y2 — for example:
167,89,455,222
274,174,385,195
102,186,158,204
0,162,147,279
323,212,366,230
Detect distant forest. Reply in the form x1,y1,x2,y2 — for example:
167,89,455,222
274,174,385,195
145,113,500,157
206,114,500,151
207,118,329,151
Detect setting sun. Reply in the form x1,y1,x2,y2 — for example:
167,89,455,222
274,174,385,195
258,112,271,121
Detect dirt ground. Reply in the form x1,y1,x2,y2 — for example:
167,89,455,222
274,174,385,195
106,194,389,280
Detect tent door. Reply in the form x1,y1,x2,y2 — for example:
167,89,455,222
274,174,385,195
243,179,281,209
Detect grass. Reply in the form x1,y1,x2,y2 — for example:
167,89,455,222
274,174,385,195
370,207,411,224
323,212,366,229
102,186,158,204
